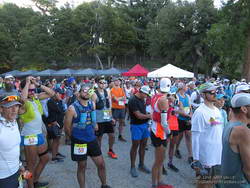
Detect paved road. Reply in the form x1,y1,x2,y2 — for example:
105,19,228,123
41,124,195,188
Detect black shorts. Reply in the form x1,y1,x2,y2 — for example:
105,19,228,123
178,119,191,132
170,130,179,137
71,137,102,161
112,108,125,119
47,125,62,139
150,131,167,148
95,122,114,137
0,171,19,188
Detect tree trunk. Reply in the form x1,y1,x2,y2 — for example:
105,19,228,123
95,54,104,70
108,56,111,68
243,28,250,82
111,56,117,68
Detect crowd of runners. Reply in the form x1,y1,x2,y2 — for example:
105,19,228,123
0,73,250,188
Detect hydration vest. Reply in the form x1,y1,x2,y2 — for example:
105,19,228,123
95,89,110,110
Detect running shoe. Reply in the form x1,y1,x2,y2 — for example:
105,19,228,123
138,164,151,174
130,167,138,178
162,165,168,175
118,135,127,142
51,157,64,163
175,149,182,159
56,153,66,159
101,185,112,188
167,163,179,172
107,151,118,159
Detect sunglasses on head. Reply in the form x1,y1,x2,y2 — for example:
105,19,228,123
2,95,20,102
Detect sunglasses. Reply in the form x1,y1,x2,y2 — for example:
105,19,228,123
99,82,105,84
2,95,20,102
205,91,216,95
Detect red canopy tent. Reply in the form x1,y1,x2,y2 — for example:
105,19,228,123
122,64,149,76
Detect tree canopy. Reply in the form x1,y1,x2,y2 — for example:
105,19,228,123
0,0,250,80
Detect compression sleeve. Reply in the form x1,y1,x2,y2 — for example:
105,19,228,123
161,111,171,134
192,131,200,161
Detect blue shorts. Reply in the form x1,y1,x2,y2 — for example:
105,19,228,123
130,123,150,141
21,133,45,146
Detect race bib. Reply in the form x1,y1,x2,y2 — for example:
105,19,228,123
103,110,111,120
74,144,87,155
125,99,129,104
24,135,38,146
118,100,125,106
183,107,190,114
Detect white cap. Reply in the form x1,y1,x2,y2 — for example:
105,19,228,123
235,85,250,93
231,93,250,108
140,85,151,96
160,78,171,93
4,74,14,79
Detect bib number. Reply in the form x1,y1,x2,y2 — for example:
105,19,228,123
74,144,87,155
183,107,190,114
118,100,125,106
24,135,38,146
103,110,111,120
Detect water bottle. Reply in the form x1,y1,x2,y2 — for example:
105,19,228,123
79,113,87,129
91,111,97,127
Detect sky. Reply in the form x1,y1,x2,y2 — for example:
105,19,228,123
1,0,227,9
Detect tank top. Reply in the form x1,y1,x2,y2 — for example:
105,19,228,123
151,93,167,140
72,100,96,142
177,93,190,121
21,101,43,136
221,121,250,188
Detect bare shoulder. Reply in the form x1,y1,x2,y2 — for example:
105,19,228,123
231,126,250,145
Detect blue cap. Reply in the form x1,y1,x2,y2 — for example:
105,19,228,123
216,94,227,100
67,77,75,85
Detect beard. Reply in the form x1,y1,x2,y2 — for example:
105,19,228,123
5,83,14,92
80,96,89,100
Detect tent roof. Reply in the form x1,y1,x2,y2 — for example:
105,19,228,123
34,69,56,76
100,68,121,75
1,70,22,77
147,64,194,78
73,68,98,76
16,70,38,77
53,69,74,76
122,64,149,76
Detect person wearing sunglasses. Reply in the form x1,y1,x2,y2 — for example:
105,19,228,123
221,93,250,188
0,92,23,188
18,76,55,188
191,82,224,188
64,84,111,188
92,77,117,159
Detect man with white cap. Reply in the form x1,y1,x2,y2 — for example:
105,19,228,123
150,78,172,188
128,85,152,177
0,91,22,188
191,82,224,188
235,84,250,94
221,93,250,188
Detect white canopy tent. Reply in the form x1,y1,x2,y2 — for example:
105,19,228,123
147,64,194,78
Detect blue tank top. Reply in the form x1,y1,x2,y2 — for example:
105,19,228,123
177,93,190,121
72,100,96,142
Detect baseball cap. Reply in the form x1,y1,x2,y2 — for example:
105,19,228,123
113,77,119,81
4,74,14,79
231,93,250,108
140,85,151,96
0,92,21,108
67,77,75,85
198,82,218,93
160,78,171,93
216,94,227,100
177,82,185,89
235,85,250,93
195,81,201,87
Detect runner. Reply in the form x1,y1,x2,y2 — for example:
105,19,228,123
19,76,55,188
175,82,193,164
151,78,172,188
110,78,127,142
221,93,250,188
0,91,23,188
191,83,224,188
92,77,117,159
214,94,228,127
64,85,111,188
128,85,151,178
190,81,203,111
